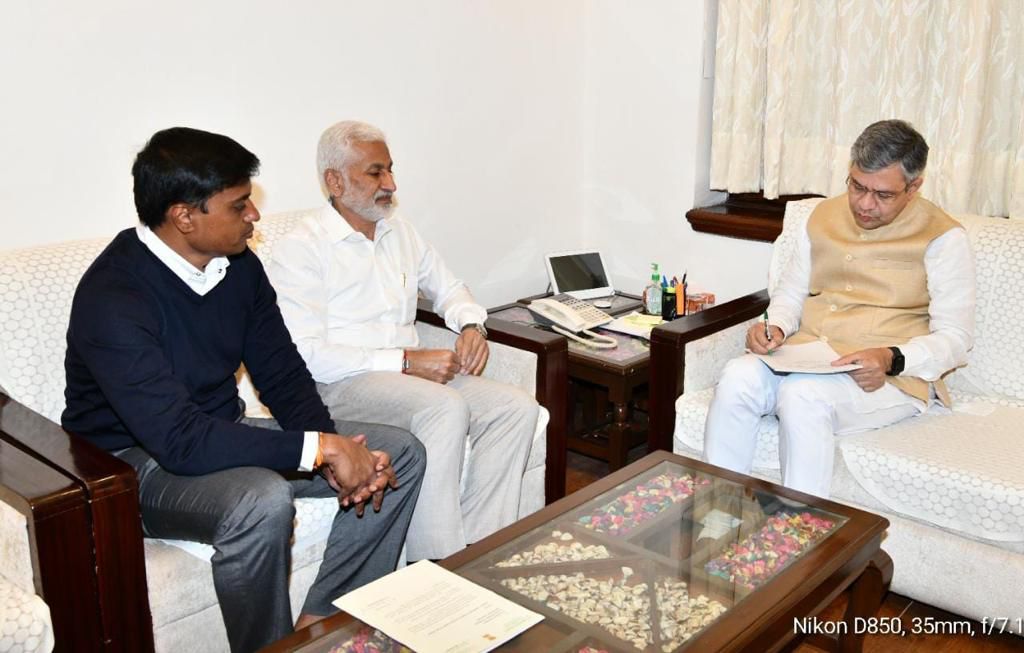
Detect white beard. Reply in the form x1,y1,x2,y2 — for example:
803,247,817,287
339,187,397,223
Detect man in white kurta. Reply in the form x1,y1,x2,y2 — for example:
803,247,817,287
269,120,537,560
703,119,975,498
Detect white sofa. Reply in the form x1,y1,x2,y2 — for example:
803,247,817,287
0,496,54,653
650,198,1024,632
0,210,565,652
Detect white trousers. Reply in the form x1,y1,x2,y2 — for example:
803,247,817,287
703,355,923,498
318,372,538,560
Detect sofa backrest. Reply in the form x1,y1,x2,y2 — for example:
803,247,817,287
777,198,1024,403
0,210,316,423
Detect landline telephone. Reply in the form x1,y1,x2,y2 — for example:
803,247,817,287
527,294,617,349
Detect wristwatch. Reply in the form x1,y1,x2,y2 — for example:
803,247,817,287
401,350,411,374
886,346,905,376
462,323,488,340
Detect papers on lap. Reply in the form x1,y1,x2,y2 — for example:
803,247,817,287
752,341,862,374
334,560,542,653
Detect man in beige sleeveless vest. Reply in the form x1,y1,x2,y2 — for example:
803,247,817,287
704,120,975,498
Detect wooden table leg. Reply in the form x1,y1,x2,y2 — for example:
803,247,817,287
607,386,630,471
838,549,894,653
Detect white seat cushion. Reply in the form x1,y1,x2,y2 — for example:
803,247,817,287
0,577,53,653
840,399,1024,544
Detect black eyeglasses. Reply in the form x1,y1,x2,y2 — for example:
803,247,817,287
846,175,908,204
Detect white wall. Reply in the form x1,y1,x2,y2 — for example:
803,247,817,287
0,1,585,307
1,1,772,307
582,0,772,303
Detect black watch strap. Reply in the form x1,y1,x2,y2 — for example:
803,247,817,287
886,346,905,376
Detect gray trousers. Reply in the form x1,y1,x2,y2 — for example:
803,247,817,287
318,372,538,560
117,419,425,653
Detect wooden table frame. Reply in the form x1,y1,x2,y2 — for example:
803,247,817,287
264,450,892,653
491,292,650,472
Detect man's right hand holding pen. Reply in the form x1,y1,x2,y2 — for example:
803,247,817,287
746,313,785,355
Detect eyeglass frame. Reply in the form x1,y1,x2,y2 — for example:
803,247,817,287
845,174,912,204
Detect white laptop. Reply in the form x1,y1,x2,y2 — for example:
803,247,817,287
544,250,614,300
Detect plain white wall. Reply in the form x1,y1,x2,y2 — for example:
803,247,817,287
582,0,772,303
1,1,771,308
0,1,585,307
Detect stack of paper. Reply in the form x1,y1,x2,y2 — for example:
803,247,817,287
752,341,862,374
600,311,664,339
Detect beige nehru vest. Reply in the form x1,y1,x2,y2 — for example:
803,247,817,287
786,194,961,405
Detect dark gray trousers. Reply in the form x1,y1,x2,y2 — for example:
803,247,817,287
117,419,425,653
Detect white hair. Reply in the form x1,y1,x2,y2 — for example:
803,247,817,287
316,120,388,182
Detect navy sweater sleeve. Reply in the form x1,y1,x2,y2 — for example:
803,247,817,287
240,260,335,434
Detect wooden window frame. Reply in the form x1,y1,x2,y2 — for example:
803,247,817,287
686,192,824,242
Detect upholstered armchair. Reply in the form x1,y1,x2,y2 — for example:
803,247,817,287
647,197,1024,630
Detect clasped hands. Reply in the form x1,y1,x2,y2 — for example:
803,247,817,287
745,323,895,393
403,328,489,384
317,432,398,516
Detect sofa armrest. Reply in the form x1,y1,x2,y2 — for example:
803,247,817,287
648,290,769,452
0,393,154,652
416,300,569,501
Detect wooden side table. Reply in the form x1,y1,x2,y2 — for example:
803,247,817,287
489,292,651,472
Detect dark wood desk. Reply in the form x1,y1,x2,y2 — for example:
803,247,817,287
263,451,892,653
490,293,650,472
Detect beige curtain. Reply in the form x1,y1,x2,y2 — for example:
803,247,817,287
709,0,1024,218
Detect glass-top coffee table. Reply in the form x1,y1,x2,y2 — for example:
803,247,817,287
262,451,892,653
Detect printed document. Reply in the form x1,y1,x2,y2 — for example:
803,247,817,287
753,340,862,374
334,560,543,653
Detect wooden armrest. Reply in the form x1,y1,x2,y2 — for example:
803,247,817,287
0,393,154,652
415,300,569,501
0,437,102,650
647,290,769,452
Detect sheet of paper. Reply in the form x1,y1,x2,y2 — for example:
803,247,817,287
334,560,543,653
600,311,664,339
752,340,862,374
697,508,743,540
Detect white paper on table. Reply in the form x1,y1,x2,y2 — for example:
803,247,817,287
751,340,862,374
600,311,664,339
334,560,543,653
697,508,742,540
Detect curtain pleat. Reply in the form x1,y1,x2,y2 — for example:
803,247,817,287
710,0,1024,218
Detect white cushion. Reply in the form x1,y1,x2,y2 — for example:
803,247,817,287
840,399,1024,543
0,577,53,653
0,238,108,423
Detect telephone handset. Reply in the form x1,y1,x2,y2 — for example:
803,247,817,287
527,294,617,349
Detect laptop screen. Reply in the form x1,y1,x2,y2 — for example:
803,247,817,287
545,251,613,299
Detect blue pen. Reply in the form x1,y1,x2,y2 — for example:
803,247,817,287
763,311,773,345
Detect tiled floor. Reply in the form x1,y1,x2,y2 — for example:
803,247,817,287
565,450,1024,652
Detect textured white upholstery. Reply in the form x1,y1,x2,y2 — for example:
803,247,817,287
0,578,53,653
672,198,1024,630
0,503,53,653
0,210,547,651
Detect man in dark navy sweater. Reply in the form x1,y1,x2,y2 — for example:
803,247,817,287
62,127,426,653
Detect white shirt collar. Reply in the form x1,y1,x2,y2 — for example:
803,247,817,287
136,225,231,296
